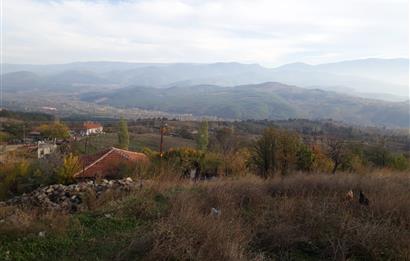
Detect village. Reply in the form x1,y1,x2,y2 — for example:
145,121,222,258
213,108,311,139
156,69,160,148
0,110,409,260
0,119,152,178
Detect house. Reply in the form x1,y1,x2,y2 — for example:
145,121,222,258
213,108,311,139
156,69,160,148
28,131,42,143
74,147,149,180
80,121,103,136
37,140,57,159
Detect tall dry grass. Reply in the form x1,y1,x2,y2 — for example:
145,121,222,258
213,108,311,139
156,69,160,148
1,171,409,260
118,172,410,260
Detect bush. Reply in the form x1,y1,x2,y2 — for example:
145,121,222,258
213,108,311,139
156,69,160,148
56,153,81,184
388,154,409,171
296,144,315,171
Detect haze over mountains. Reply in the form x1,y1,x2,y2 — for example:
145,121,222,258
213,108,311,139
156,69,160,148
81,82,409,128
3,58,409,100
2,58,409,128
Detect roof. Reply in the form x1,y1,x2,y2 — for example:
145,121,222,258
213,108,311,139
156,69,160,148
74,147,148,179
83,121,103,130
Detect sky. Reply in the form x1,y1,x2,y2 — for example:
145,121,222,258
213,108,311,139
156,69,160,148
2,0,409,66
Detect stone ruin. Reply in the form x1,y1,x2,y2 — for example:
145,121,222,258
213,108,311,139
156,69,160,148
1,178,138,213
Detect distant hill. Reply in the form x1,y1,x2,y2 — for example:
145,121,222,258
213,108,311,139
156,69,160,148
81,82,410,128
274,58,409,98
2,58,408,99
2,70,118,93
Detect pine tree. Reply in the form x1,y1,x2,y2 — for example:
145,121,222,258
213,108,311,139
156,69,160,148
118,118,129,149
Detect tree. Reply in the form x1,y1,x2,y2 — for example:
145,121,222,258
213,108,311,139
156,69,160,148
197,121,209,151
326,139,346,174
214,127,237,176
365,144,390,168
118,118,129,149
57,153,81,184
277,130,300,175
296,144,315,172
251,127,278,178
252,127,309,177
38,122,70,139
310,144,333,173
215,127,236,154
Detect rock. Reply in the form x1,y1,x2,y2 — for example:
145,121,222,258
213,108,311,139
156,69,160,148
211,207,221,217
1,178,135,213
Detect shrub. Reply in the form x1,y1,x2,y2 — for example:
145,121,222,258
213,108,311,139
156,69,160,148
388,154,409,171
56,153,81,185
296,144,315,172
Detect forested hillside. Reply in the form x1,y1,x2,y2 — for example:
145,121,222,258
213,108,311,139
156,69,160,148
81,82,410,127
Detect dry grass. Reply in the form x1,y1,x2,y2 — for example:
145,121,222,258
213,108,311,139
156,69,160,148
1,171,410,260
132,172,410,260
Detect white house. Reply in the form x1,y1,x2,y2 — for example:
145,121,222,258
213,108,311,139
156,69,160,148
37,141,57,159
81,121,103,136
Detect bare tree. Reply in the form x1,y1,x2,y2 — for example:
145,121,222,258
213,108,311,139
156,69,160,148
326,139,346,174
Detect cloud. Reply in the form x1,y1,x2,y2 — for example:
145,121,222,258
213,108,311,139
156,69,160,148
2,0,409,65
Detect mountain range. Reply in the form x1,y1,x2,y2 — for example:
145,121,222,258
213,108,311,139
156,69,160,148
2,59,409,127
2,58,409,100
81,82,409,128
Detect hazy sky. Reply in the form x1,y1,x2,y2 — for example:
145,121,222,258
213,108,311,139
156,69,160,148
2,0,409,66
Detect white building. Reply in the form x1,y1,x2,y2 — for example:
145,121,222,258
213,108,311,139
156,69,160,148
81,121,103,136
37,141,57,159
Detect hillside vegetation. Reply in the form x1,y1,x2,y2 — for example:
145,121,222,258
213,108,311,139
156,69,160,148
1,115,409,260
81,82,410,127
1,173,409,260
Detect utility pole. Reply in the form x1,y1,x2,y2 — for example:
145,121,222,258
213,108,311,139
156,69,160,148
22,125,26,144
84,135,88,155
159,118,167,158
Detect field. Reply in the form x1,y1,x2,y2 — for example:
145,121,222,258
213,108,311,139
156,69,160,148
71,133,196,155
1,172,409,260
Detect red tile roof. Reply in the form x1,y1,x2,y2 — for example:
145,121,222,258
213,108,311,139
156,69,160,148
74,147,148,179
83,121,102,130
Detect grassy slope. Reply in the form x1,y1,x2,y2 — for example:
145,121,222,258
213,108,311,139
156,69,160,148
1,172,409,260
0,212,140,261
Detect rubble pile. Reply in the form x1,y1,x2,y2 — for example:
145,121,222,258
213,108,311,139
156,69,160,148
3,178,136,212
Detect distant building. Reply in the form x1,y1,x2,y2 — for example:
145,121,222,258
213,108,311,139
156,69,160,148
37,141,57,159
41,106,57,112
80,121,103,136
28,131,42,142
74,147,148,180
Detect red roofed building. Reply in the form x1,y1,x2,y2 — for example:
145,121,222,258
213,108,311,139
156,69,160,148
74,147,149,179
81,121,103,136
